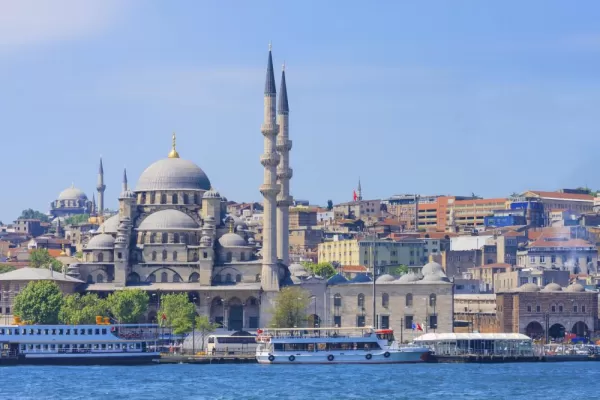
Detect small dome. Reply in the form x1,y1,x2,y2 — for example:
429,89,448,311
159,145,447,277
397,273,420,283
419,274,451,283
58,186,88,201
565,283,585,292
119,189,135,199
517,283,540,292
86,233,115,249
138,209,200,231
247,237,256,245
376,274,395,283
135,158,211,192
350,273,372,283
218,232,247,247
422,261,444,276
99,215,119,234
115,235,126,244
327,273,349,285
203,188,221,199
542,283,562,292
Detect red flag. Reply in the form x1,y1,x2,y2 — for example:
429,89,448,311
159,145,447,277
417,323,423,331
161,313,167,320
353,190,357,201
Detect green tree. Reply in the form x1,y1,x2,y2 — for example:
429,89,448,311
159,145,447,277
29,248,62,271
106,289,149,323
388,264,409,276
270,286,311,328
300,261,337,278
13,281,63,324
65,214,90,225
0,265,16,274
195,315,219,352
327,200,333,210
19,209,49,222
159,293,196,335
59,293,109,325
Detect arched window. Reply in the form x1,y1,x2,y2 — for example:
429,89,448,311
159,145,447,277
334,293,342,307
214,274,222,284
85,253,90,262
406,293,413,307
240,252,245,261
193,252,199,262
255,274,261,282
181,233,188,245
235,274,242,283
150,233,155,244
162,250,167,260
173,274,181,283
162,233,168,243
172,194,178,204
183,194,189,204
161,272,168,282
141,193,147,204
172,251,178,261
194,194,199,204
189,272,199,283
97,253,104,263
150,193,155,204
147,274,156,283
97,274,104,283
174,233,180,243
429,294,437,307
127,272,140,283
382,293,389,308
225,273,232,283
160,194,167,204
357,293,365,308
86,275,94,284
226,252,232,262
151,251,157,261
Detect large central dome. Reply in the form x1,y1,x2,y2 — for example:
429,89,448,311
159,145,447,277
135,158,211,192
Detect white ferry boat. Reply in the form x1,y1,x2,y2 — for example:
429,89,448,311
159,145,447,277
256,327,431,364
0,321,160,365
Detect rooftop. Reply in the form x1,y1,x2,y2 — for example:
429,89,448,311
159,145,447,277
0,267,83,283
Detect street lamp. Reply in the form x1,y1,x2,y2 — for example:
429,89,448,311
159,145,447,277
221,299,227,330
309,295,317,328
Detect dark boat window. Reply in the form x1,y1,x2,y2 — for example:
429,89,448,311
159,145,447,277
80,329,85,335
59,329,63,335
66,329,71,335
102,329,107,335
95,329,100,335
88,329,93,335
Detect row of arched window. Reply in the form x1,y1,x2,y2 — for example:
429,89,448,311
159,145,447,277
213,273,243,284
147,272,183,283
151,250,178,262
139,193,201,205
147,232,190,244
333,293,437,309
525,304,586,313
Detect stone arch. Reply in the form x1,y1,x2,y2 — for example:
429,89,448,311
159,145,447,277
147,273,156,283
189,272,199,283
525,321,544,339
572,321,589,337
127,272,140,284
549,323,566,339
228,297,243,331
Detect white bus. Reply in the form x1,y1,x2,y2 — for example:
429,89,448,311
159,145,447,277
206,334,257,355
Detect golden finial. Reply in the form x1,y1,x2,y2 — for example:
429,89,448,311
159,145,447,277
168,131,180,158
228,218,235,233
60,244,66,256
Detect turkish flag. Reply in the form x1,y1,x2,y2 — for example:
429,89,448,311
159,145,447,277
353,190,357,201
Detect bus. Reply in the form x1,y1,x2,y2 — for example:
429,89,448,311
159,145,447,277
206,334,258,355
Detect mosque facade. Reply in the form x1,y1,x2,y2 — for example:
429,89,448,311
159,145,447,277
65,48,294,330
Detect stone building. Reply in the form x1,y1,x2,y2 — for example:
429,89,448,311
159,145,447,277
49,185,93,219
516,237,597,275
496,282,598,339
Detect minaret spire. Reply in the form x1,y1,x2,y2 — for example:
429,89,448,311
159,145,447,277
260,43,281,291
122,168,128,192
168,132,180,158
357,177,362,201
276,63,292,265
96,157,106,217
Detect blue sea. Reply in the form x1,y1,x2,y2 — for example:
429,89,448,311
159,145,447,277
2,363,595,399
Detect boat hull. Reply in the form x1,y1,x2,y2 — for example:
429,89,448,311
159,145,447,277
257,349,431,364
0,352,160,366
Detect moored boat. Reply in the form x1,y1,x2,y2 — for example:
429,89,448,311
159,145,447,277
255,327,430,364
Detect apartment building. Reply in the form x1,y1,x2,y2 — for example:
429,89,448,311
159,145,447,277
318,237,425,268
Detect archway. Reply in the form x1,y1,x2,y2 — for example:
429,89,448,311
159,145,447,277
228,297,243,331
127,272,140,284
549,323,566,339
308,314,321,328
572,321,589,337
210,297,224,328
525,321,544,339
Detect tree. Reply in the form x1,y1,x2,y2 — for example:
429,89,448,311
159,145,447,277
59,293,109,325
29,249,62,271
13,281,63,324
301,261,337,278
106,289,149,323
19,209,49,222
159,293,196,335
270,286,311,328
195,315,219,352
326,200,333,211
0,265,16,274
65,214,90,225
388,264,409,276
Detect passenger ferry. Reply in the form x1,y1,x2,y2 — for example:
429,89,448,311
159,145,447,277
255,327,431,364
0,318,160,365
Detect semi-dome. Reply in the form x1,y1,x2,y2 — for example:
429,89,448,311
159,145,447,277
86,233,115,249
517,283,540,292
218,232,247,247
422,261,444,276
565,283,585,292
397,273,420,283
542,283,562,292
327,273,349,285
99,214,119,234
350,273,372,283
203,187,221,199
376,274,395,283
138,209,200,231
135,158,211,192
58,186,88,201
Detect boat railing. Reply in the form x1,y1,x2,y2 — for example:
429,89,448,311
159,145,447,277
111,327,159,340
257,327,376,341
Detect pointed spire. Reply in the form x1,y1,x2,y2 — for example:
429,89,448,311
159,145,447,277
168,132,180,158
278,64,289,114
99,157,104,174
122,168,128,191
264,43,276,95
358,177,362,191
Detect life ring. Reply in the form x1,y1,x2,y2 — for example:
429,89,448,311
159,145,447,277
268,355,275,362
384,352,390,358
327,355,334,362
110,327,115,332
365,354,372,360
289,355,295,362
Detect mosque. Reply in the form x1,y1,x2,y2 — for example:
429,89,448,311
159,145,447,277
64,47,293,330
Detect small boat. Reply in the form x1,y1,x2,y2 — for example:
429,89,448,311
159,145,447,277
255,327,431,364
0,321,160,365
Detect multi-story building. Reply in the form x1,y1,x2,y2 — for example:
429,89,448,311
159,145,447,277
13,219,45,238
289,227,323,253
289,206,317,229
318,238,425,269
520,190,594,224
467,263,511,293
333,199,381,223
494,268,570,292
516,237,598,274
383,194,442,231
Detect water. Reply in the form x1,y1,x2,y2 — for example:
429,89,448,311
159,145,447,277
2,363,595,399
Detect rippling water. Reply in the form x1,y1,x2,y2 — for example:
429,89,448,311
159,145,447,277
2,363,596,399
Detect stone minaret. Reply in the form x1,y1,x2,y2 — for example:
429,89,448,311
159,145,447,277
260,44,281,291
357,178,362,201
96,157,106,217
276,64,292,265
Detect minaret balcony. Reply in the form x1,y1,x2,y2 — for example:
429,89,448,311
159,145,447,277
276,197,293,207
260,153,280,167
276,139,292,152
260,184,280,197
261,123,279,136
276,168,293,180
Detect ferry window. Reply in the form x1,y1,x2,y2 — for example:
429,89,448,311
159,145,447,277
65,345,70,349
28,344,33,350
80,329,85,335
94,344,99,350
102,329,107,335
21,329,26,335
37,329,42,335
208,337,215,344
0,329,3,334
66,329,71,335
59,329,63,335
13,329,19,335
101,344,106,350
6,329,11,335
29,329,33,335
58,345,63,349
88,329,93,335
129,344,135,349
136,343,141,349
95,329,100,335
108,344,113,350
50,344,56,350
52,329,56,335
35,345,41,350
115,344,120,349
44,329,49,335
20,345,26,351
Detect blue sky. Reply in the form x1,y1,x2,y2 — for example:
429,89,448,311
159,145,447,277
1,0,600,222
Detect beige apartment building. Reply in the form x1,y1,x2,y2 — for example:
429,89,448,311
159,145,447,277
318,238,425,268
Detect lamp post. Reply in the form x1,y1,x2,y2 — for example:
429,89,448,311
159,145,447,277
191,294,198,355
309,295,317,328
221,299,227,330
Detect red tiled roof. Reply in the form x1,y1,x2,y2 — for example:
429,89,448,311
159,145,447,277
527,191,593,201
529,238,593,248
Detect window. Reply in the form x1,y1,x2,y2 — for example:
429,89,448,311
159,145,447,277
255,274,261,282
536,305,541,312
381,315,390,329
357,293,365,308
152,251,157,261
173,251,178,261
240,252,245,261
173,274,181,283
558,305,563,312
551,255,556,263
150,234,155,244
225,273,232,283
574,305,578,313
203,252,208,259
406,293,413,307
162,233,168,243
162,250,167,260
530,256,535,263
172,194,178,204
429,294,437,307
582,306,586,313
540,256,545,263
97,253,104,262
174,233,180,243
214,274,222,284
150,193,155,204
160,194,167,204
551,305,556,312
97,274,104,283
117,252,122,259
382,293,389,308
226,252,232,262
183,194,189,204
527,305,532,312
148,274,156,283
404,315,413,329
334,293,342,307
356,315,366,327
333,316,342,327
429,315,437,329
189,273,199,283
161,272,168,283
235,274,242,283
86,275,94,284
